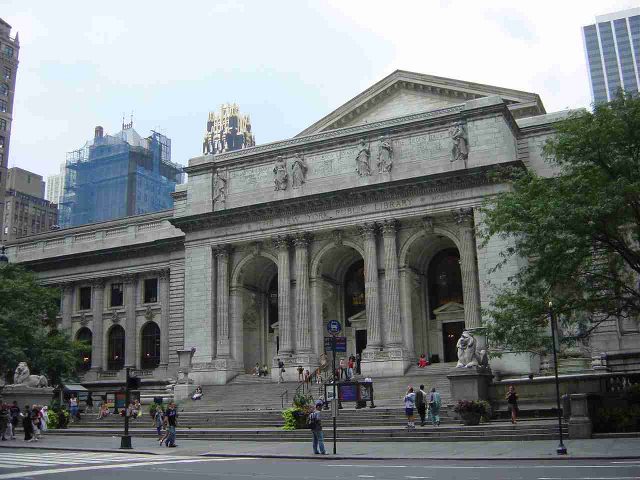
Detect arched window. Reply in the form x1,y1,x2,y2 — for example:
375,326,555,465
76,327,92,371
427,248,463,315
140,322,160,369
107,325,125,370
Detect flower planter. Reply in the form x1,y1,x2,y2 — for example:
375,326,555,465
294,411,308,429
459,412,481,426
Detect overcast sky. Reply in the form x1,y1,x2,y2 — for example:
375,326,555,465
3,0,638,179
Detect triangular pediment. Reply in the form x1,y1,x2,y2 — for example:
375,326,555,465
297,70,545,137
432,302,465,315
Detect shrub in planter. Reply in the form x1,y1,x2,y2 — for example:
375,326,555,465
46,410,59,430
453,400,489,426
282,407,307,430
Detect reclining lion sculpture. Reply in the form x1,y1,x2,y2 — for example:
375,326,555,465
456,331,489,368
13,362,49,388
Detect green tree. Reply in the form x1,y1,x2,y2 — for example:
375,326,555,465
480,92,640,354
0,264,86,385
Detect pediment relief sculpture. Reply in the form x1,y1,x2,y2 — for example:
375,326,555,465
291,155,307,188
355,139,371,177
213,169,228,204
449,122,469,164
377,136,393,173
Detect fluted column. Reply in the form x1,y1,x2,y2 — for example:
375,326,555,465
159,268,170,367
361,223,382,348
275,235,292,354
294,233,312,353
123,274,137,368
61,283,74,332
90,279,105,371
456,208,482,329
382,220,402,347
215,245,232,358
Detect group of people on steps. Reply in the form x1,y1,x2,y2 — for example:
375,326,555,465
403,385,441,429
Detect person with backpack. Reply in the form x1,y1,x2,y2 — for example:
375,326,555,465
308,401,326,455
415,385,427,426
277,358,285,383
404,386,416,430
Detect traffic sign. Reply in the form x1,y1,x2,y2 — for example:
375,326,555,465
324,336,347,353
327,320,342,335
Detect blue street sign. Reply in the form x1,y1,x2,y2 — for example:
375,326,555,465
327,319,342,335
324,336,347,353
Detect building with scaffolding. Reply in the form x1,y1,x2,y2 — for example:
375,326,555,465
59,122,183,228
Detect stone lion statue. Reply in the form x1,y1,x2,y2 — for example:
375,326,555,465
456,331,489,368
13,362,49,388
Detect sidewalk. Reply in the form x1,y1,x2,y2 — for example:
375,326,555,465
1,434,640,460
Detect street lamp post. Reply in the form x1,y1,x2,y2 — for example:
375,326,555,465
548,301,568,455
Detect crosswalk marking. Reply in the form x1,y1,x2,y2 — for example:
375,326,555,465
0,451,177,470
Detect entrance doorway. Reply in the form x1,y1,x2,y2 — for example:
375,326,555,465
355,329,367,355
442,321,465,362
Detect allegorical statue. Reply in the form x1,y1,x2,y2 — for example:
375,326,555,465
355,139,371,176
273,156,288,191
12,362,49,388
456,331,489,368
291,155,307,188
377,136,393,173
449,122,469,163
213,170,227,204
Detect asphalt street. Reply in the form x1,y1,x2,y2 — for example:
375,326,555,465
1,449,639,480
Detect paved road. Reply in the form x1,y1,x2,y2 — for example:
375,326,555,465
0,449,639,480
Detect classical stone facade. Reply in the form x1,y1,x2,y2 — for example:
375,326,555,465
8,71,638,384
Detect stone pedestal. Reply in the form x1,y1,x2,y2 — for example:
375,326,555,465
568,393,592,439
189,358,243,385
1,385,55,408
173,383,195,403
447,366,493,402
361,348,412,377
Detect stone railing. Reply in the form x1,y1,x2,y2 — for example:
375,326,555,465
98,371,119,379
602,372,640,393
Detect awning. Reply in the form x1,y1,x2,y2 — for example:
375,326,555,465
62,384,89,392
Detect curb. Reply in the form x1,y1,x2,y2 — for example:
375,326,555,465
3,444,638,462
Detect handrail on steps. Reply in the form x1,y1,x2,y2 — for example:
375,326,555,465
279,389,288,408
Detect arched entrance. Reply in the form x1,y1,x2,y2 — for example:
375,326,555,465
312,241,366,359
402,230,464,364
76,327,92,371
140,321,161,369
232,254,278,373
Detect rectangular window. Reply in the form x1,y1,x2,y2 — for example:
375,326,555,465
79,286,92,310
3,66,9,80
4,46,13,57
0,99,6,112
110,282,124,307
0,135,4,147
143,278,158,304
0,119,6,131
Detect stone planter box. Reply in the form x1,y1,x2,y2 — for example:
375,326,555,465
459,411,482,426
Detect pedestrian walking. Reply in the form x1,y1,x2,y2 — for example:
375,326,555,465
165,402,178,447
69,395,78,422
404,386,416,430
506,385,518,424
22,405,34,442
297,365,304,382
9,402,20,440
153,406,165,440
277,358,285,383
308,401,327,455
0,404,8,441
339,358,346,379
427,387,441,426
347,356,354,379
31,406,42,441
416,385,427,426
40,406,49,433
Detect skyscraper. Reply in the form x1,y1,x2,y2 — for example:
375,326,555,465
583,7,640,104
202,103,255,155
45,162,66,206
0,18,19,243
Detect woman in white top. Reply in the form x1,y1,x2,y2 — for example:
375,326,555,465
404,386,416,430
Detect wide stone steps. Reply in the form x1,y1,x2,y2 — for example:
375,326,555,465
54,421,567,442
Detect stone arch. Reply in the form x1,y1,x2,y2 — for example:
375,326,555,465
399,225,461,268
231,249,278,287
75,327,92,371
310,238,364,280
107,324,125,371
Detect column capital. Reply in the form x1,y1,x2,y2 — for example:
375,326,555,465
293,232,312,248
158,268,170,280
454,207,474,227
213,244,233,258
60,282,74,294
381,219,399,236
331,229,344,246
122,273,137,285
90,278,106,289
358,222,378,239
273,235,291,251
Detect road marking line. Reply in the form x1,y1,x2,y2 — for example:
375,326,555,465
328,465,640,470
406,477,431,479
0,457,253,480
358,476,375,478
0,465,20,470
538,477,640,480
328,464,408,468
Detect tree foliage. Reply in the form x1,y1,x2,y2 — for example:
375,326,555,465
480,92,640,354
0,264,85,385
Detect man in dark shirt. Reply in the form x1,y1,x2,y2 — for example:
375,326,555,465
9,402,20,440
165,402,178,447
309,401,326,455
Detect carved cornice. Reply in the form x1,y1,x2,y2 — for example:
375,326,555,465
185,103,467,174
332,229,344,247
173,163,519,234
422,216,435,233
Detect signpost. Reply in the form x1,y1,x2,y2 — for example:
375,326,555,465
120,367,140,450
326,320,342,455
